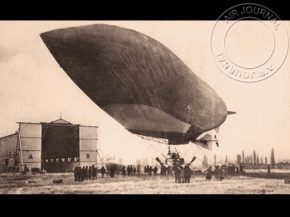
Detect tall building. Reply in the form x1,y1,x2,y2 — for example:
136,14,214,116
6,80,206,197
0,118,98,173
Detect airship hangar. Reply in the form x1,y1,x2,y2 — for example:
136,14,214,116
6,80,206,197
0,118,98,173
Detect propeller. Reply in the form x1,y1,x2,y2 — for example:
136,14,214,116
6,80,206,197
187,156,197,165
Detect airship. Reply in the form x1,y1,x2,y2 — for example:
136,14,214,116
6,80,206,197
40,24,234,147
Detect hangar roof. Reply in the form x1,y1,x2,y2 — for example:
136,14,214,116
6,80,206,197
50,118,72,125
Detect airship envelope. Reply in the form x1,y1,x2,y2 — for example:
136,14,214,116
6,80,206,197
40,24,228,145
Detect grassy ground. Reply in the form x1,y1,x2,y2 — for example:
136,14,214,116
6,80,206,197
1,172,290,194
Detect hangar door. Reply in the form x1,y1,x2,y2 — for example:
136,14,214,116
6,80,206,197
41,124,79,172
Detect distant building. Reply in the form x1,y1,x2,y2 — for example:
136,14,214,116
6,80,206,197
0,118,98,173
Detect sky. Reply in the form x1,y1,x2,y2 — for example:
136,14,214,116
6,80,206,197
0,21,290,165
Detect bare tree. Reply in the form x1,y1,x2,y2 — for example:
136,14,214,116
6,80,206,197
271,148,275,166
237,154,241,164
242,151,245,163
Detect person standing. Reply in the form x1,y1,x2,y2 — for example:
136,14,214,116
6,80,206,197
74,166,78,182
81,167,86,182
179,166,184,183
122,166,126,176
88,166,92,179
160,165,164,176
149,166,153,176
92,165,96,179
153,166,158,175
174,166,180,183
137,165,141,176
101,166,106,178
206,166,212,181
127,165,130,176
110,165,116,178
85,166,89,180
184,164,192,183
144,165,148,174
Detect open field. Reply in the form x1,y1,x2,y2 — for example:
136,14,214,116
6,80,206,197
1,172,290,194
245,169,290,173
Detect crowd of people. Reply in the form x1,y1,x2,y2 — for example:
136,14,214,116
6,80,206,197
74,165,98,182
205,165,245,181
73,164,174,181
143,165,157,176
160,165,172,176
122,165,140,176
73,163,245,183
173,164,192,183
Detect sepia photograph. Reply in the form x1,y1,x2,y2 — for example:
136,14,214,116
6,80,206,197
1,4,290,194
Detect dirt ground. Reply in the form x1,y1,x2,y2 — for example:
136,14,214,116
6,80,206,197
1,173,290,194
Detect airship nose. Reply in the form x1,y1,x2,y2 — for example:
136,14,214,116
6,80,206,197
40,29,77,59
40,30,69,64
40,30,64,50
40,28,93,85
40,28,74,45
